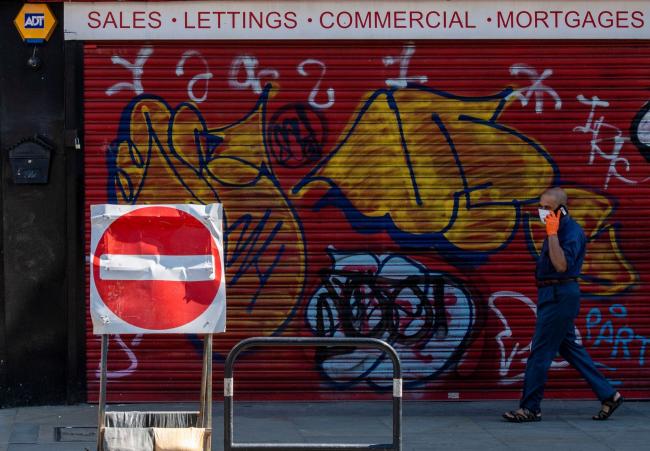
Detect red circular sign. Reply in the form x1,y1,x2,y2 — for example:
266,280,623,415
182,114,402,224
92,206,223,330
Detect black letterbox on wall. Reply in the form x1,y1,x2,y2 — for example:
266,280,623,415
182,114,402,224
7,136,54,184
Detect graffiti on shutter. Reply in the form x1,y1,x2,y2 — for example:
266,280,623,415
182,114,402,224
85,41,649,401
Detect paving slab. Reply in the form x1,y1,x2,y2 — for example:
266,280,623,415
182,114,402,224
0,400,647,450
7,425,38,445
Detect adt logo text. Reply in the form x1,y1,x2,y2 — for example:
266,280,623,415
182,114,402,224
24,13,45,29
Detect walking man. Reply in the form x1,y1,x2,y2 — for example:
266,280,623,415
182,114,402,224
503,187,623,422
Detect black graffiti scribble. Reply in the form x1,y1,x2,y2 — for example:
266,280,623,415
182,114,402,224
268,103,326,168
308,261,478,388
313,270,448,346
630,101,650,163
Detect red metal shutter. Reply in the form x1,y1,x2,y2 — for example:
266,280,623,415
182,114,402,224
84,40,650,402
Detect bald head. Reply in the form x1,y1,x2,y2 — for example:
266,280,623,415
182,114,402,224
540,187,568,210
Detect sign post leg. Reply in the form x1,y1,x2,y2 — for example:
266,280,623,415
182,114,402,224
96,334,108,451
205,334,213,451
198,334,207,428
199,333,213,451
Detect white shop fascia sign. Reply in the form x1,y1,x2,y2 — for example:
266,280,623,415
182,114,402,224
64,1,650,40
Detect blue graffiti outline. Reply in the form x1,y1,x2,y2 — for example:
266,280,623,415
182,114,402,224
388,93,423,205
107,94,218,205
292,83,559,266
227,209,285,312
107,98,154,204
106,85,308,361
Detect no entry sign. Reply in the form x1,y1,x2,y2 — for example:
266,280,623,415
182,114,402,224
90,204,226,334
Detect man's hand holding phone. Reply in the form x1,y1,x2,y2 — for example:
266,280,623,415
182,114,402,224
545,211,560,236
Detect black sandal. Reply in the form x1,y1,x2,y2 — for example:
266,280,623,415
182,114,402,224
502,408,542,423
593,394,624,421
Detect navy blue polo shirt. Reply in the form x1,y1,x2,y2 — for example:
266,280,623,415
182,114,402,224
535,215,587,280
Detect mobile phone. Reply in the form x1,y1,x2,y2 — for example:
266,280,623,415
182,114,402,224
555,205,568,216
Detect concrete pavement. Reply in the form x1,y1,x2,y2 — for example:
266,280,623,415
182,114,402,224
1,400,648,451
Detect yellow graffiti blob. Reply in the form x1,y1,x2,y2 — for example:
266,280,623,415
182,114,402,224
303,87,555,252
111,95,305,335
528,187,637,296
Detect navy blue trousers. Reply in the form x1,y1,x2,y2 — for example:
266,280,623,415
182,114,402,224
520,282,616,413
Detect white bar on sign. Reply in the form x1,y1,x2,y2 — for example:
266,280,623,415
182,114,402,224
99,254,215,281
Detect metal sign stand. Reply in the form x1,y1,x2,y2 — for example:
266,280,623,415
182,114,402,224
96,334,213,451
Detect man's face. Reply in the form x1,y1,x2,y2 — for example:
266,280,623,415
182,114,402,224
539,193,559,212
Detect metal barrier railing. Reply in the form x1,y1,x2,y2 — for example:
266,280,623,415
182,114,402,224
224,337,402,451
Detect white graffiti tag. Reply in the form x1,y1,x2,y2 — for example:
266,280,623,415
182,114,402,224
175,50,214,103
573,94,650,189
383,43,428,89
508,64,562,114
489,291,580,385
297,59,335,109
228,55,279,94
95,334,143,379
106,46,154,96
